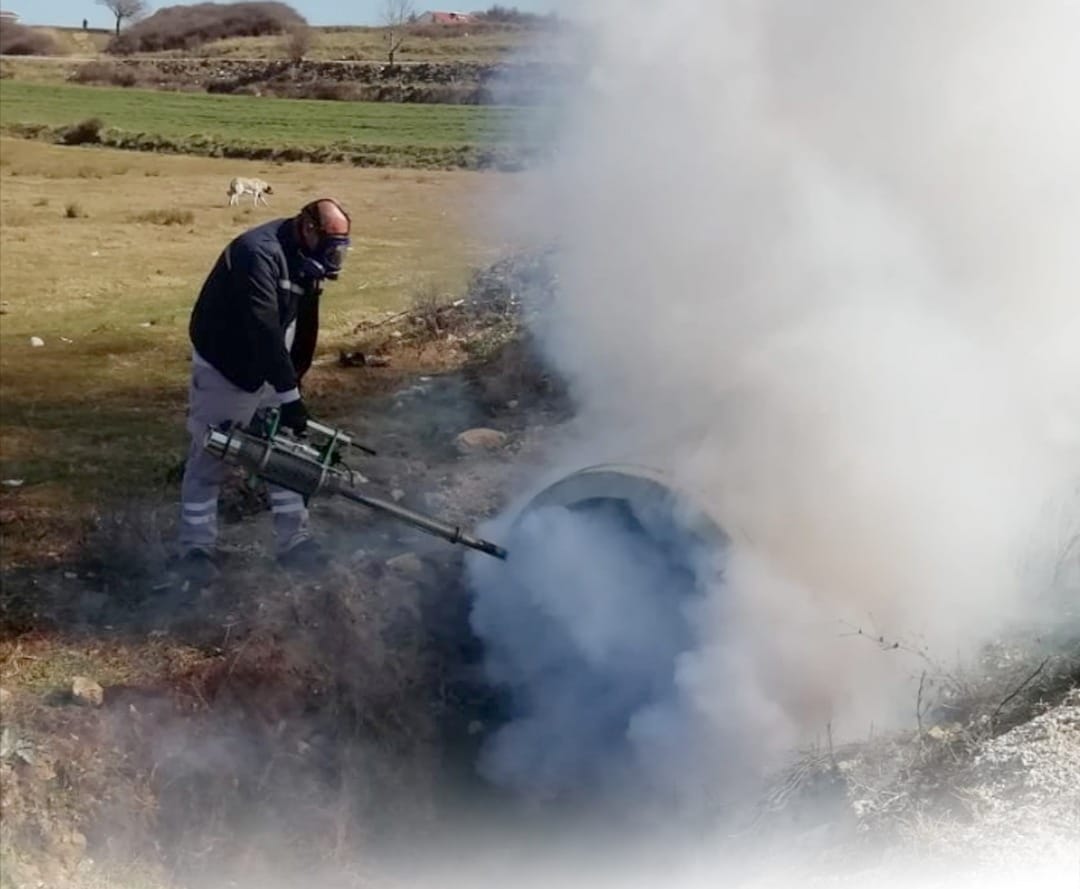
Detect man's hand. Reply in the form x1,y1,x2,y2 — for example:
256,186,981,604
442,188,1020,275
279,398,309,435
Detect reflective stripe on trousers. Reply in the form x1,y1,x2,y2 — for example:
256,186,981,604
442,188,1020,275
179,359,311,557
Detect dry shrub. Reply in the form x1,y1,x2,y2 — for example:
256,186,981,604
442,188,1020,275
79,503,170,584
473,4,562,27
286,81,361,101
283,22,311,61
64,202,87,219
59,117,105,146
107,1,307,54
0,22,58,56
405,23,471,39
69,60,139,87
131,208,195,226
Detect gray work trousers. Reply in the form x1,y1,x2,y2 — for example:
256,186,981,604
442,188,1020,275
178,359,310,558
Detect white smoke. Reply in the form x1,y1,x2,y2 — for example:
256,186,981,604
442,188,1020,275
467,0,1080,813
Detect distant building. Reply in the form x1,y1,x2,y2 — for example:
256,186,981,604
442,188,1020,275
416,11,477,25
0,9,20,23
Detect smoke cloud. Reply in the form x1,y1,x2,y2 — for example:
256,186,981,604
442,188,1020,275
467,0,1080,815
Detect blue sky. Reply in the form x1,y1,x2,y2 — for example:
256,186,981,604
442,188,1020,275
12,0,557,29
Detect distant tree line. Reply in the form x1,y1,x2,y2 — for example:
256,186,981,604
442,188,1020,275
472,5,560,26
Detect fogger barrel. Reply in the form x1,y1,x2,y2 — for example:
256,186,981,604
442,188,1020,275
203,424,507,559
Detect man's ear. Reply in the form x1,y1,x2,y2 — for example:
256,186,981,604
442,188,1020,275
298,215,316,245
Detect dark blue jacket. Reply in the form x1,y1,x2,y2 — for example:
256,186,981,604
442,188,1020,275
189,218,321,394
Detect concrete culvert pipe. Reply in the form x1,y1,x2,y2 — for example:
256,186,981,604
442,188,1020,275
466,465,732,805
513,463,730,558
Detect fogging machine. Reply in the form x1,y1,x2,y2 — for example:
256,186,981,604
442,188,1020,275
202,407,508,560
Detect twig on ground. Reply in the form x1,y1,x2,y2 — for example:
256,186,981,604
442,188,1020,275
990,656,1050,726
916,669,927,735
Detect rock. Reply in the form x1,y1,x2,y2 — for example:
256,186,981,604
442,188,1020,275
338,350,391,369
55,829,87,871
338,350,366,367
454,428,508,455
385,552,424,578
70,677,103,708
390,488,406,502
29,336,44,347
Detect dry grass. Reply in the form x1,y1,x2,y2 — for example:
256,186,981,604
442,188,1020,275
148,22,561,63
0,137,521,567
128,207,195,226
2,21,564,67
34,26,112,56
0,57,93,85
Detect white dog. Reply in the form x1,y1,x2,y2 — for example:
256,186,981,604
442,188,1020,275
226,176,273,206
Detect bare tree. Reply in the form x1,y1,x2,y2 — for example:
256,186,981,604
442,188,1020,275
284,23,312,62
381,0,416,67
98,0,149,36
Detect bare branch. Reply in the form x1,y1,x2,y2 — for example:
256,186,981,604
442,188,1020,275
381,0,415,65
98,0,149,36
990,656,1051,725
916,669,927,734
381,0,416,28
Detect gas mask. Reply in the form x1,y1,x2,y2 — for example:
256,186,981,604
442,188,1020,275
297,200,351,281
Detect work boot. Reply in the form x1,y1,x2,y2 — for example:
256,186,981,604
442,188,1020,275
177,547,220,591
277,538,328,575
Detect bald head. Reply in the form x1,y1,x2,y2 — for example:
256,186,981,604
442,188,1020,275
309,198,350,236
298,197,350,233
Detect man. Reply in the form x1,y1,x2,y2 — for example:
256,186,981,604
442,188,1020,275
177,197,351,581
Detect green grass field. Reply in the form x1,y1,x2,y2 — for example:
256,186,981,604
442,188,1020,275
0,81,529,147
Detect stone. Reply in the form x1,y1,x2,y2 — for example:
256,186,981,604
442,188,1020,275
54,829,87,871
29,336,44,347
454,427,508,455
70,677,103,708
